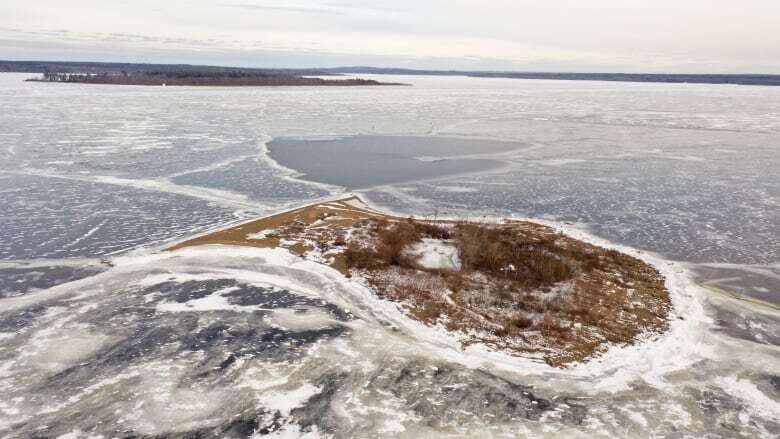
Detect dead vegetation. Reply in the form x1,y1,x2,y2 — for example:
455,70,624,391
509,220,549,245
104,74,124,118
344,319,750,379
169,197,671,367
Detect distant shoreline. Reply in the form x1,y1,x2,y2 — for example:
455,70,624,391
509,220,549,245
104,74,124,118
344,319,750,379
327,67,780,86
2,60,779,86
25,71,405,87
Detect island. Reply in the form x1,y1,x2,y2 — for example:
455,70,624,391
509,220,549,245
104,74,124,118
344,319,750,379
25,71,404,87
169,197,671,367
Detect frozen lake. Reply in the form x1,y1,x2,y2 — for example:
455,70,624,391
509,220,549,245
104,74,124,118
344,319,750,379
0,73,778,437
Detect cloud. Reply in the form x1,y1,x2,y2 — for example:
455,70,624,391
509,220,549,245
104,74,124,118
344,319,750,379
1,0,779,73
224,3,343,16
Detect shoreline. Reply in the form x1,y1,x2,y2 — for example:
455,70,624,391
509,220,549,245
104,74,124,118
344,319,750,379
0,195,725,391
168,195,676,368
25,74,407,87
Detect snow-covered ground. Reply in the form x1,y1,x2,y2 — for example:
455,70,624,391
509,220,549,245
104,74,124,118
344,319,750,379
404,238,462,271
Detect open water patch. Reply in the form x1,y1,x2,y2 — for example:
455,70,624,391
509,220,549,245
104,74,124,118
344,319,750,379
266,136,525,189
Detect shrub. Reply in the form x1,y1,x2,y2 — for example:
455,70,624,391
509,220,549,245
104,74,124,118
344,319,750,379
343,220,422,270
540,312,570,338
412,302,442,323
412,221,451,239
508,315,533,330
344,241,381,270
444,271,466,292
375,222,419,266
454,223,575,288
494,327,509,337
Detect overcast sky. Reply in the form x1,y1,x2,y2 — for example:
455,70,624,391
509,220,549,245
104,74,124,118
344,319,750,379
2,0,779,72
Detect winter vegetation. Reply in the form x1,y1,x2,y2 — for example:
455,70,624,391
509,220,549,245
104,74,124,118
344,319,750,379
170,197,671,367
26,71,402,87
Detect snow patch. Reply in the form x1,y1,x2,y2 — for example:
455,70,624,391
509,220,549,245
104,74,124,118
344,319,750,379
155,286,268,313
267,308,337,331
247,229,276,240
541,158,587,166
56,431,104,439
414,156,445,162
405,238,461,271
256,382,321,417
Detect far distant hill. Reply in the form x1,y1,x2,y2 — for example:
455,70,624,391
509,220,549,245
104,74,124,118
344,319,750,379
324,67,780,86
0,60,332,77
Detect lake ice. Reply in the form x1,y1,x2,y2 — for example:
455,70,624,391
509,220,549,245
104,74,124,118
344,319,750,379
0,73,778,438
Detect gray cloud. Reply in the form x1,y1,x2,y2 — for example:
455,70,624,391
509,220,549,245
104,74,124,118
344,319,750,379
1,1,779,73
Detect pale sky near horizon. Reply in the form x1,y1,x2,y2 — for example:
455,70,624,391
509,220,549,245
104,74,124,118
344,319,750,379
1,0,779,73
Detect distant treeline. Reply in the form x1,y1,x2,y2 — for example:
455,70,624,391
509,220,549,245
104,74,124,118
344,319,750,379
5,60,777,86
0,60,331,77
324,67,780,86
26,71,402,87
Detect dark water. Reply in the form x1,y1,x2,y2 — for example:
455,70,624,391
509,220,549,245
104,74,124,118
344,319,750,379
267,136,524,189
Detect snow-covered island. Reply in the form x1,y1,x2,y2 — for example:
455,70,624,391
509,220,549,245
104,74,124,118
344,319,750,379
169,196,671,367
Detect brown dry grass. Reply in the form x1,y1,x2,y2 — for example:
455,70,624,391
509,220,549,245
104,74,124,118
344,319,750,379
168,196,393,275
340,216,669,366
168,196,671,367
455,222,574,287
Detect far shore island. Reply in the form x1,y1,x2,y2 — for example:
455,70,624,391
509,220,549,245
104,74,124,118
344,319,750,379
26,71,405,87
4,60,779,86
169,196,671,367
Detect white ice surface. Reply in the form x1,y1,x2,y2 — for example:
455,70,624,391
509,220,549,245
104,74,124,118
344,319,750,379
2,227,779,437
2,73,780,437
717,376,780,423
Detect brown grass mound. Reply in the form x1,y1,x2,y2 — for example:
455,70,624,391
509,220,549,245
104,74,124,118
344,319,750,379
169,197,671,367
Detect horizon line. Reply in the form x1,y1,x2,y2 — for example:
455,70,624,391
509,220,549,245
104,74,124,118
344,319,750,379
3,59,780,77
